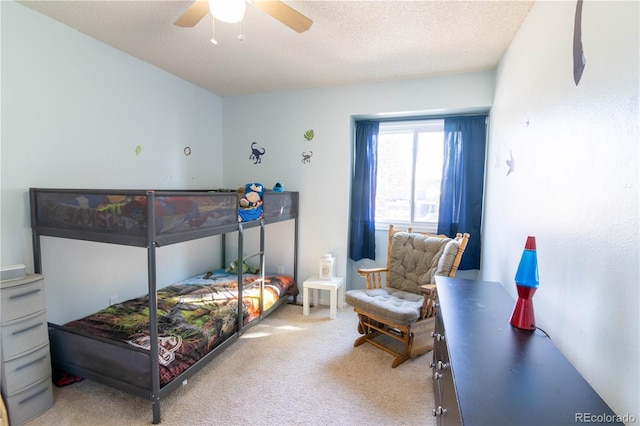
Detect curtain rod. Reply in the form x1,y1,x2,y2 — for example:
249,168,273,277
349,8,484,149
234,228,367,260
355,111,489,124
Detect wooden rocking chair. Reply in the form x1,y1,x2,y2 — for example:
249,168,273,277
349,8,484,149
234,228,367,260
345,225,469,367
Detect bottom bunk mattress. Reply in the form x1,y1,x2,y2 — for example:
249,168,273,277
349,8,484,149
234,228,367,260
58,271,298,386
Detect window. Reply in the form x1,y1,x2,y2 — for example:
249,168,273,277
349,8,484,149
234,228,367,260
375,119,444,233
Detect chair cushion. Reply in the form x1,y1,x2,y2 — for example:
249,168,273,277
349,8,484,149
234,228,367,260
345,287,424,325
388,233,460,294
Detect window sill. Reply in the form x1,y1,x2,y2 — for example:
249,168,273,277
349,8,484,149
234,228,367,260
375,221,439,235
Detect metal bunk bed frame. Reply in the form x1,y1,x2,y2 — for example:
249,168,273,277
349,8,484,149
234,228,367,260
30,188,299,424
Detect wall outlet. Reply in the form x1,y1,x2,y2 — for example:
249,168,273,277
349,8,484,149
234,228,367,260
277,265,285,274
109,295,119,305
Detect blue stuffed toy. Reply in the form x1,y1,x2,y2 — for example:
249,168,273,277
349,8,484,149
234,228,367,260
238,183,265,222
239,182,265,208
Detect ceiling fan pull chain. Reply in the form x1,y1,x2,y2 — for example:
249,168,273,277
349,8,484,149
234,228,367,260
210,18,218,45
238,19,245,41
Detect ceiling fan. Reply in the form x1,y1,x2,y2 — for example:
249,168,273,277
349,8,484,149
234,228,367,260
174,0,313,33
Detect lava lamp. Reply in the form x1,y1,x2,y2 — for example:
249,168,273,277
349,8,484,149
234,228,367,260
509,236,539,330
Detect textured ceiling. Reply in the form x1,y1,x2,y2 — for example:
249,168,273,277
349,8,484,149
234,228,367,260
18,0,535,97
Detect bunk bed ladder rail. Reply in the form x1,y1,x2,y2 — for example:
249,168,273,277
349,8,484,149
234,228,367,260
237,223,244,335
258,219,266,319
237,219,266,334
146,191,162,425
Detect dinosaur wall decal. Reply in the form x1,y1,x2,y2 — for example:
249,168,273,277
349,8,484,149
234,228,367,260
249,142,266,164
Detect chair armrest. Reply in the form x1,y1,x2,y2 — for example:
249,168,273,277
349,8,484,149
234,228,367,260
357,267,388,289
420,284,438,319
357,267,388,275
420,284,436,295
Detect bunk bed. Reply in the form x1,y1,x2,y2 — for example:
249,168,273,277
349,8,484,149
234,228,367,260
29,188,299,424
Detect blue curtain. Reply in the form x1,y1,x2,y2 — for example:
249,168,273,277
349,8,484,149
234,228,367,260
349,121,379,261
437,115,487,270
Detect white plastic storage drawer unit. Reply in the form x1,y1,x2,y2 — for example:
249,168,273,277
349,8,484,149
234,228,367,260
1,274,53,425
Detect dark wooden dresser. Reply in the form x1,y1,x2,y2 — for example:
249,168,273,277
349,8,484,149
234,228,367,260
431,277,622,425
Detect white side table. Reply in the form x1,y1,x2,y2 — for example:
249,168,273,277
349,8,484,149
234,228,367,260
302,275,345,320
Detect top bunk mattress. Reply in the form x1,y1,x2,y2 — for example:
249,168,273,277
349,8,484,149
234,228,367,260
30,189,298,246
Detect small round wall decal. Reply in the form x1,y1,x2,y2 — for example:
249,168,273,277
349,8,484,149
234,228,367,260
184,147,191,156
304,129,314,141
135,145,142,156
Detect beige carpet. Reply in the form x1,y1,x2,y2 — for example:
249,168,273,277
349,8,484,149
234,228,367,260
25,302,436,426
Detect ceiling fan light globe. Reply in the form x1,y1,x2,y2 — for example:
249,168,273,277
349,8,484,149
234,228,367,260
209,0,246,24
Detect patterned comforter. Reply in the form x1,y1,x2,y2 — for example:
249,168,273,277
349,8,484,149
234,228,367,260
63,271,298,386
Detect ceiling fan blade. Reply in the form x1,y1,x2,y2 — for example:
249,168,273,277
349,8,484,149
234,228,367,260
252,0,313,33
174,0,210,28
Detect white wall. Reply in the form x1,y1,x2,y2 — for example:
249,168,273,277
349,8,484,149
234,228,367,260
222,74,494,287
1,2,224,322
483,0,638,418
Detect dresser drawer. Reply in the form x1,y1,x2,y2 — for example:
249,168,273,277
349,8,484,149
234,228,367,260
1,311,48,361
1,276,45,322
4,376,53,426
2,344,52,396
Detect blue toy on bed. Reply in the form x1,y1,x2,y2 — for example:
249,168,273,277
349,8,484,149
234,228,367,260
238,182,265,222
